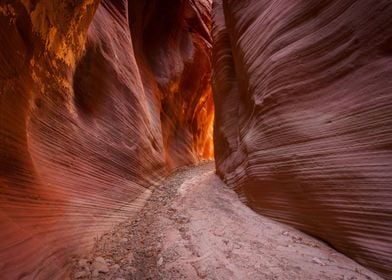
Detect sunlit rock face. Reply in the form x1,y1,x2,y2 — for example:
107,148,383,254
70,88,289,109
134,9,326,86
212,0,392,278
128,0,214,169
0,0,212,278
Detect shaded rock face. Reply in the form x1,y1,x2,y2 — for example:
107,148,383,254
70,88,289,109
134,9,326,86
0,0,212,278
212,0,392,278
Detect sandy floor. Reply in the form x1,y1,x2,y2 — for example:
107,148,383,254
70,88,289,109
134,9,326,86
70,162,381,280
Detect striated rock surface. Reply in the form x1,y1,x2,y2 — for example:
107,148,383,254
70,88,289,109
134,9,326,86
213,0,392,278
0,0,212,278
128,0,214,169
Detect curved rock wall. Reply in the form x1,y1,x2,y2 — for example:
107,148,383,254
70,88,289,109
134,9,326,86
0,0,212,278
128,0,214,169
212,0,392,278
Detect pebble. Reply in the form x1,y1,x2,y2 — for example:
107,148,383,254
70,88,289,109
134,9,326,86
92,270,99,277
157,257,163,266
179,227,186,233
127,252,135,264
312,257,325,266
111,264,120,271
343,275,357,280
74,271,87,279
95,256,106,263
213,228,225,237
92,257,109,273
145,250,154,257
78,259,88,268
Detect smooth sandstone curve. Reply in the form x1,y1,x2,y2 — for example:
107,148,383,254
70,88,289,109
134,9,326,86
212,0,392,278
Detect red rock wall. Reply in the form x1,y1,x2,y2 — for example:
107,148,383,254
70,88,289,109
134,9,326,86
0,0,212,278
128,0,214,170
212,0,392,278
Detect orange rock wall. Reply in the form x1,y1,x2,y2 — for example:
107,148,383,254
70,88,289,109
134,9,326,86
128,0,214,169
212,0,392,278
0,0,212,278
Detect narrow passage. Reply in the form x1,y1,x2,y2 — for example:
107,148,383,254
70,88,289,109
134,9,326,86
71,162,380,280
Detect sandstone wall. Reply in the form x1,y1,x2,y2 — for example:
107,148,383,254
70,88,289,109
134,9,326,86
0,0,212,278
212,1,392,278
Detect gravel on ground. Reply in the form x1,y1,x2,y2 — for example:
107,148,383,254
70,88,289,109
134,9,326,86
69,161,381,280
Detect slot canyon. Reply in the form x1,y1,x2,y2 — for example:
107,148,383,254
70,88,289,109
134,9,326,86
0,0,391,279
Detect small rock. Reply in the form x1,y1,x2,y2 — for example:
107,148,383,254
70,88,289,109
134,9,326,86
282,231,289,236
176,216,189,224
194,265,208,278
91,270,99,277
115,278,126,280
74,271,87,279
145,250,154,257
179,227,186,233
157,257,163,266
93,258,109,273
213,228,225,237
343,275,358,280
127,252,135,264
312,257,325,266
78,259,88,268
120,238,128,243
111,264,120,271
125,266,137,273
94,256,106,263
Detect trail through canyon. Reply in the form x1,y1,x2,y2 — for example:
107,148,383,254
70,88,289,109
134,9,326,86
70,162,380,280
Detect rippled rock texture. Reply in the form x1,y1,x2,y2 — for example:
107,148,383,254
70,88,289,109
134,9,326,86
0,0,212,278
213,0,392,278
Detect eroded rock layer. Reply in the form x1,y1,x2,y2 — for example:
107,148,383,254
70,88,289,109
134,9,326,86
0,0,212,278
213,0,392,278
128,0,214,169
